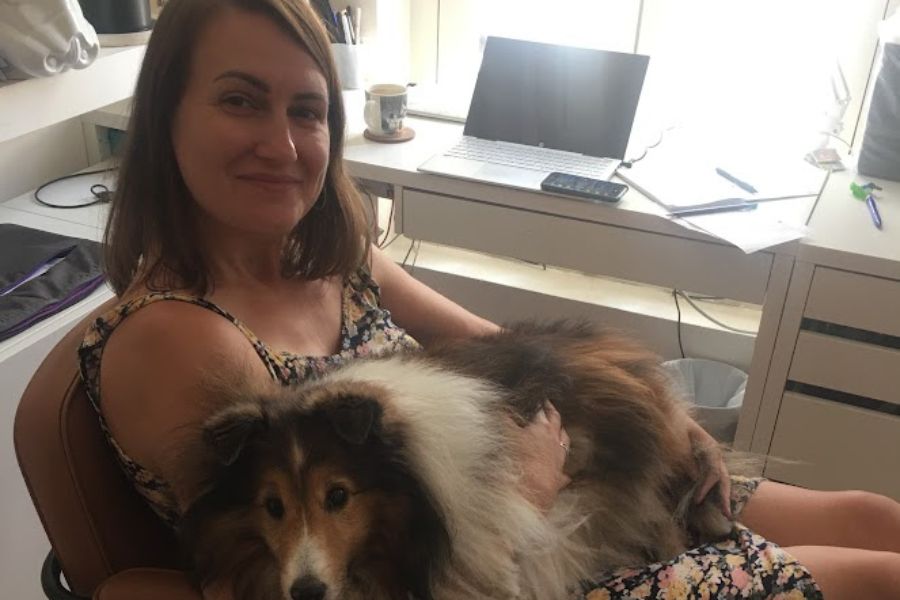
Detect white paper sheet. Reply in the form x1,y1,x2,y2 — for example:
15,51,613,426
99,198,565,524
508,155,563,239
619,141,826,211
673,209,807,254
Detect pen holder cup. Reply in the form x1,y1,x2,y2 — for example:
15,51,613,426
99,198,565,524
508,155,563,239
331,43,364,90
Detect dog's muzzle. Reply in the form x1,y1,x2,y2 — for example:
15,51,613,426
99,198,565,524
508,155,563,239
290,575,327,600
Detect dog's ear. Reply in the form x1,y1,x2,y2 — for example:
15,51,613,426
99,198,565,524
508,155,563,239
324,395,382,445
203,402,266,466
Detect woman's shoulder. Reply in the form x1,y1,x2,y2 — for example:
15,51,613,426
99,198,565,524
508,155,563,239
95,293,269,503
93,290,268,423
100,293,261,382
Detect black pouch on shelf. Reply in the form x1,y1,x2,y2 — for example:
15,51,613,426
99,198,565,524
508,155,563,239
858,42,900,182
0,224,105,343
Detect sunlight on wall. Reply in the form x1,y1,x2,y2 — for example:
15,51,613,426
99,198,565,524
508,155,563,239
433,0,851,157
476,0,637,52
638,0,842,154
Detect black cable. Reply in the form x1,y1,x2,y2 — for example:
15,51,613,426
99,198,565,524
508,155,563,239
381,232,402,249
622,125,676,168
401,238,416,268
377,197,396,248
673,288,686,359
410,240,422,271
676,290,756,335
34,168,117,209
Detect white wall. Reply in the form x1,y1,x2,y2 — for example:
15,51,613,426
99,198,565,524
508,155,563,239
0,118,89,202
343,0,412,84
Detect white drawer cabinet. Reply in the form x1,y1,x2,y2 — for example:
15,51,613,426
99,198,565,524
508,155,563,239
766,392,900,499
401,188,776,304
753,264,900,500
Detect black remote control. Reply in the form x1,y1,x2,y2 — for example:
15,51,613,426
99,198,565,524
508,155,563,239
540,172,628,203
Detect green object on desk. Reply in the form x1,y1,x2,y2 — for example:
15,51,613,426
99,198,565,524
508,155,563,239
850,181,883,200
850,182,868,199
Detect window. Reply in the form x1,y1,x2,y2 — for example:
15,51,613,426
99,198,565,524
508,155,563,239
408,0,888,152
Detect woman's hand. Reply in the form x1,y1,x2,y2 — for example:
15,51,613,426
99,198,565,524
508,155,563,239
687,418,732,519
513,402,572,512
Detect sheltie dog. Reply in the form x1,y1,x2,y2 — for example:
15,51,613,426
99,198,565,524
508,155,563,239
180,322,736,600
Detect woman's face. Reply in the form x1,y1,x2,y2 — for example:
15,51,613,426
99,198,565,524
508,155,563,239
172,8,330,240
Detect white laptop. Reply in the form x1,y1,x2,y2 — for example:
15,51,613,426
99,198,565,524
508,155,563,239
418,37,650,190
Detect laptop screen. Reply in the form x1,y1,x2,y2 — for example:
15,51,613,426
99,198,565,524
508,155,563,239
463,37,649,159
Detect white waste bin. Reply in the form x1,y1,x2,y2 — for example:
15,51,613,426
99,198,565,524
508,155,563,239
662,358,747,444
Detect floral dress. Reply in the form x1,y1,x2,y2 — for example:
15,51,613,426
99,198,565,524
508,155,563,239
79,267,821,599
574,477,822,599
78,266,420,526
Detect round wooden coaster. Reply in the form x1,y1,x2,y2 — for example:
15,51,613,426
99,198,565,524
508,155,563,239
363,127,416,143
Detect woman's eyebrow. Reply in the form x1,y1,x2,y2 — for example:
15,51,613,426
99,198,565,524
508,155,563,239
215,70,269,92
214,70,327,103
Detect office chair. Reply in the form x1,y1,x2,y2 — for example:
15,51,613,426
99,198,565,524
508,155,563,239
14,298,202,600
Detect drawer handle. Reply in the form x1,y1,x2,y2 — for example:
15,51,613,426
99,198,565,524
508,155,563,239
801,318,900,351
786,381,900,417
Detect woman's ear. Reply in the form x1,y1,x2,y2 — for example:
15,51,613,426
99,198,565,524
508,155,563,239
203,402,266,466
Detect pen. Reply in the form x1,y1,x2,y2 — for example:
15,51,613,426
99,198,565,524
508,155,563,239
332,11,344,43
340,10,353,45
669,201,758,218
353,7,362,43
866,194,883,229
715,168,758,194
344,7,356,44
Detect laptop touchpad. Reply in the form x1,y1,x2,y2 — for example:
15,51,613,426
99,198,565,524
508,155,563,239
476,163,547,189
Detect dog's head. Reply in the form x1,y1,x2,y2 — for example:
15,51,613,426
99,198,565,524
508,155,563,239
180,382,449,600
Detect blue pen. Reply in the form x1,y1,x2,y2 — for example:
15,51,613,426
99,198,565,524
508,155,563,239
866,194,883,229
715,168,758,194
669,201,758,217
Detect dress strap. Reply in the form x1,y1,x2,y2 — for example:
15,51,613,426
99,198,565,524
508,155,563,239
81,291,283,384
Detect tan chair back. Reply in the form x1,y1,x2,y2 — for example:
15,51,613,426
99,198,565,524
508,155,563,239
14,299,181,597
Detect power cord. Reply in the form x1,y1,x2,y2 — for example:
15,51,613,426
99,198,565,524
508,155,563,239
672,288,757,359
408,240,422,273
621,125,676,169
33,168,117,209
376,197,395,248
672,288,686,358
401,238,417,268
675,290,756,335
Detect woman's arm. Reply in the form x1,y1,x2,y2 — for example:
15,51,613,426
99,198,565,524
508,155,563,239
369,245,499,345
100,299,270,510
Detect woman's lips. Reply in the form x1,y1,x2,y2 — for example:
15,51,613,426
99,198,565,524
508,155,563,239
237,173,303,191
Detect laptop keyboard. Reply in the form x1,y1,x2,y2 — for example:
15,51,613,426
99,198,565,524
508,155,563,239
445,137,616,179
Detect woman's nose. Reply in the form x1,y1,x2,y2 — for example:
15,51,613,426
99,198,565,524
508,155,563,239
254,114,298,163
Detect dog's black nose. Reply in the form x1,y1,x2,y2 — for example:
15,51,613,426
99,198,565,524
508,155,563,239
290,576,327,600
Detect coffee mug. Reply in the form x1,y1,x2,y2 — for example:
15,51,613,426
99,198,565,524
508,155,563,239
364,83,407,136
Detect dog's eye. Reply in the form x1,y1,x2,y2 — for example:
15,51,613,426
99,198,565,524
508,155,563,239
324,485,349,512
264,496,285,519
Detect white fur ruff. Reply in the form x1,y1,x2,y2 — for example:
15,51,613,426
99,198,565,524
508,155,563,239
313,356,597,600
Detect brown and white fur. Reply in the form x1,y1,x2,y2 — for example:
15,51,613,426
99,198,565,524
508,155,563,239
180,321,736,600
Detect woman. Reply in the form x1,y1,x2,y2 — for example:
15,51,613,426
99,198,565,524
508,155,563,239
79,0,900,598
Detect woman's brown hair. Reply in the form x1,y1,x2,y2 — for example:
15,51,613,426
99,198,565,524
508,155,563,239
105,0,371,296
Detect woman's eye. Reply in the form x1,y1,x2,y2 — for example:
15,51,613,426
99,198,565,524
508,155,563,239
324,485,349,512
264,496,285,519
290,107,320,121
221,94,255,111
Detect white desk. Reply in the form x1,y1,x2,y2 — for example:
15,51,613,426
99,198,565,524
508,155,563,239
347,104,900,499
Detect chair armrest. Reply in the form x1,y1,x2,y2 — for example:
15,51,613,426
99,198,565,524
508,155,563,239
92,568,203,600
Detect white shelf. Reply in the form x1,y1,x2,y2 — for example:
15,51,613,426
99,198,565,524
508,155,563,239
0,45,145,145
